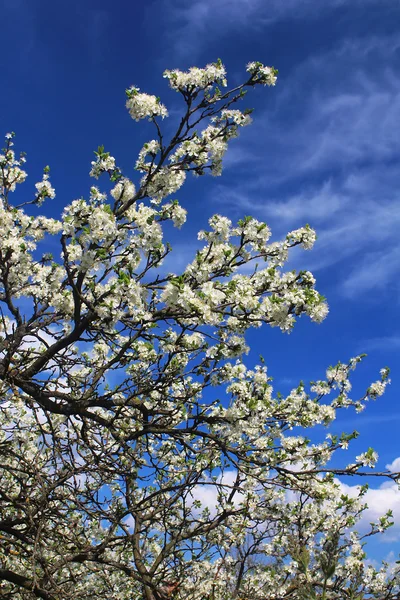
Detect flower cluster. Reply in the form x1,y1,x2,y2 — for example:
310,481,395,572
164,59,227,91
246,60,278,86
135,140,161,172
110,177,136,203
0,135,27,193
34,166,56,204
125,86,168,121
89,147,117,179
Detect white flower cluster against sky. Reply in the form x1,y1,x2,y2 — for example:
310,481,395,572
1,0,399,562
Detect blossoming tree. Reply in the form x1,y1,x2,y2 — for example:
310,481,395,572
0,60,398,599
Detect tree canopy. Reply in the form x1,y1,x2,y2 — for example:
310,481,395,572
0,60,398,600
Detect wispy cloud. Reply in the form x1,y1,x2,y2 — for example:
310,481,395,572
239,42,400,184
161,0,267,58
76,7,110,64
0,0,45,72
217,165,400,287
0,1,111,69
359,336,400,352
162,0,384,58
342,245,400,298
219,180,345,224
207,35,400,299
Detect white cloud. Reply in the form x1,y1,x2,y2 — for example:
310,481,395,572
387,457,400,473
332,454,400,541
190,470,244,516
339,475,400,541
191,461,400,542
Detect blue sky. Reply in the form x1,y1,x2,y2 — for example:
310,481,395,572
1,0,400,559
